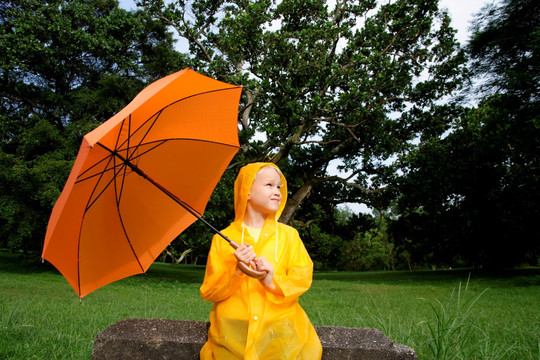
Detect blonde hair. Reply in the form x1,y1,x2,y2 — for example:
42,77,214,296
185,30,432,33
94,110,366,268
253,165,282,179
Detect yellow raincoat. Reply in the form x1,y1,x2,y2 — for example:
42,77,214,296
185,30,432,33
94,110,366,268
200,163,322,360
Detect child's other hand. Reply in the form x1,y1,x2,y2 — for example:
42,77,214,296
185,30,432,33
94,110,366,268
254,256,273,274
255,256,275,290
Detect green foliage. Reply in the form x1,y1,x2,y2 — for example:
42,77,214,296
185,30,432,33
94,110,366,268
0,148,72,252
0,0,185,253
467,0,540,101
391,0,540,269
299,222,343,270
342,228,392,271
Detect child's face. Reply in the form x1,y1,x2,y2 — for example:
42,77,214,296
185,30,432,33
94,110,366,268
247,167,282,216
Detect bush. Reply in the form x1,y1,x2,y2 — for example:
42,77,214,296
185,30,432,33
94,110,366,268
342,229,392,271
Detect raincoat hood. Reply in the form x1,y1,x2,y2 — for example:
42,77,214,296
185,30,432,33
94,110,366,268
233,162,287,223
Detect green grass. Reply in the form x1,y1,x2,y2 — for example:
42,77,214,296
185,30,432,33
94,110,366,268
1,251,539,359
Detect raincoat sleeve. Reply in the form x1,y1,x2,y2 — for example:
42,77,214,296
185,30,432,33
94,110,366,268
267,227,314,304
200,233,244,303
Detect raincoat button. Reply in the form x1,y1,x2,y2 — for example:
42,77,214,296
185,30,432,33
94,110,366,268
254,316,258,320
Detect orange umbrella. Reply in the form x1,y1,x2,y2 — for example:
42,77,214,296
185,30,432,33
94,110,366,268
42,68,259,299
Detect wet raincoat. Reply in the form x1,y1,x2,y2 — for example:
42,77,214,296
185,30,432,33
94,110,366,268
200,162,322,360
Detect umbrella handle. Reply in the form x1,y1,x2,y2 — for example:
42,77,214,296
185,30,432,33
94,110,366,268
229,240,267,280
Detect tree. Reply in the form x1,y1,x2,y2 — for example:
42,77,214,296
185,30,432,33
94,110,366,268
0,0,185,253
140,0,468,228
468,0,539,103
465,0,539,266
391,0,540,268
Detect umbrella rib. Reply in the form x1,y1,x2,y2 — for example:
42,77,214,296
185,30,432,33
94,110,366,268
81,150,119,210
76,153,121,184
126,140,167,162
125,114,135,170
116,151,128,205
126,115,131,156
76,162,124,184
77,216,85,298
113,118,144,273
127,110,162,163
161,137,240,148
124,138,240,164
117,116,128,151
75,115,130,184
160,86,242,117
78,116,131,209
77,158,127,298
112,108,161,160
84,161,127,212
116,116,130,202
114,86,240,157
113,148,145,274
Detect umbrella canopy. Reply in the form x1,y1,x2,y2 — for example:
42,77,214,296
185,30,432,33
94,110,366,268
42,68,242,298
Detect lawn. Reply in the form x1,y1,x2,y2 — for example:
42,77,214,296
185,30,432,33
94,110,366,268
0,251,538,359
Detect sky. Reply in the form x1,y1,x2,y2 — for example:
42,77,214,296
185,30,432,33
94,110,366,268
118,0,489,46
439,0,488,44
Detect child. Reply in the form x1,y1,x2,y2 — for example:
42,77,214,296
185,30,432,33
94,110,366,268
200,162,322,359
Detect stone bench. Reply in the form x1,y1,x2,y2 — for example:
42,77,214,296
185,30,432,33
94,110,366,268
92,318,417,359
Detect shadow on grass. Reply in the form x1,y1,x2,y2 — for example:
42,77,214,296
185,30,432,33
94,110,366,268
0,251,58,274
313,268,540,287
143,262,206,284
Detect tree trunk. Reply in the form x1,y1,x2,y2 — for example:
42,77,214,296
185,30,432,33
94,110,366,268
279,181,313,224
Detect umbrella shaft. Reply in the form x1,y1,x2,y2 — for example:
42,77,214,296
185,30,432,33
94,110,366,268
97,142,266,279
96,142,232,244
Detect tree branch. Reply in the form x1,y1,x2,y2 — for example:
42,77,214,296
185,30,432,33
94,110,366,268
324,175,391,194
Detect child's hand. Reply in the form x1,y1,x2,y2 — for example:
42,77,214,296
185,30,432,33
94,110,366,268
254,256,275,290
234,243,257,272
